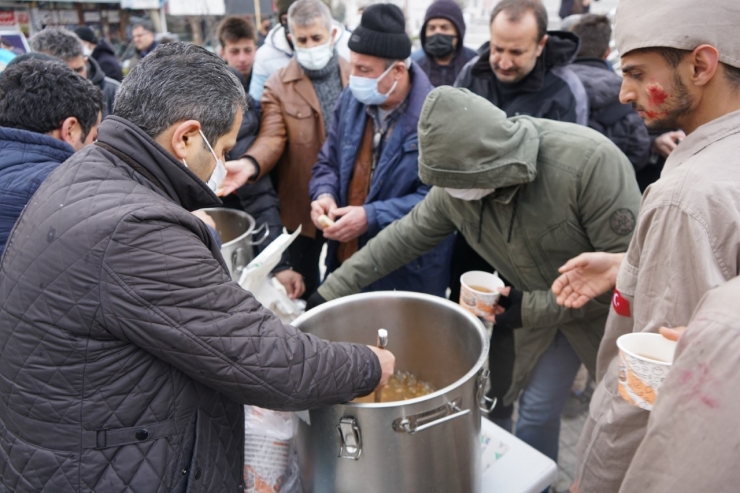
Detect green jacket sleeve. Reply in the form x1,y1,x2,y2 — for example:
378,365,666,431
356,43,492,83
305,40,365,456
521,142,642,329
318,188,458,300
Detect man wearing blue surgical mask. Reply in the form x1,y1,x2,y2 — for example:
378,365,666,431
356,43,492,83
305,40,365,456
307,3,454,297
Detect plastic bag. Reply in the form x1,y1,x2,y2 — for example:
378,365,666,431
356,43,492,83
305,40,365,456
239,226,304,323
243,406,301,493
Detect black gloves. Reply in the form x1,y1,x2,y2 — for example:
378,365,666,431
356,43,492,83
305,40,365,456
494,288,523,330
306,291,327,311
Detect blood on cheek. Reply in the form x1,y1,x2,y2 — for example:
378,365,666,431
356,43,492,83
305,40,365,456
645,82,669,118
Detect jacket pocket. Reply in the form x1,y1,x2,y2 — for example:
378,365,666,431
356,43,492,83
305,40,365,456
0,424,76,492
537,220,593,273
185,409,239,493
284,103,316,145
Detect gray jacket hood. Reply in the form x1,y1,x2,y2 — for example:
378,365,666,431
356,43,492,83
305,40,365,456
418,86,540,189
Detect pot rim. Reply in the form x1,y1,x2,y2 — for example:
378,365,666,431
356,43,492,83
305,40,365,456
201,207,256,248
293,291,490,408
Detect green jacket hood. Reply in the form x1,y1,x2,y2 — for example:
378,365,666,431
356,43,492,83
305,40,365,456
418,86,540,189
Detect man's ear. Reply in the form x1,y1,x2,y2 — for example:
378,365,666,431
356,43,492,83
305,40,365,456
58,117,80,146
602,47,612,60
287,32,293,44
690,44,720,88
170,120,202,161
536,34,549,57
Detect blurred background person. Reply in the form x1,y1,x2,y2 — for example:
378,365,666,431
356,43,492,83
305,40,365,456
74,25,124,82
217,16,257,92
257,16,272,47
568,14,650,176
31,27,120,117
412,0,477,87
127,21,158,72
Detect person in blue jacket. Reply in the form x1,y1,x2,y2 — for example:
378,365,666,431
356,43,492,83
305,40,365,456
308,3,453,297
0,56,103,256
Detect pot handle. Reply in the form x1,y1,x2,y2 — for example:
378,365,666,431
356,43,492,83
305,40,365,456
249,223,270,245
393,399,470,435
477,369,497,413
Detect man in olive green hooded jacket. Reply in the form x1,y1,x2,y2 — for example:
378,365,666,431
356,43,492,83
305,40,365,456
310,86,641,462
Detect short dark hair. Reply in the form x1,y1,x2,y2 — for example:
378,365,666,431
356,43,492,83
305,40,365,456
0,58,103,140
133,21,155,34
571,14,610,59
113,43,246,145
217,16,256,47
724,64,740,91
30,27,84,61
490,0,548,42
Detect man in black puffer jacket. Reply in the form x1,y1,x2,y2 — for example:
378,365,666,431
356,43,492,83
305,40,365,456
0,43,393,492
454,0,588,125
569,14,651,173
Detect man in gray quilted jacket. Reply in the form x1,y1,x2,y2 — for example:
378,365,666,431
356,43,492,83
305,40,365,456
0,42,393,493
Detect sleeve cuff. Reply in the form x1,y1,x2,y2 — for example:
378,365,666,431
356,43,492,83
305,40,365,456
363,203,379,236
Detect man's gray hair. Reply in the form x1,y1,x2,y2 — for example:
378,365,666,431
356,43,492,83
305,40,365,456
113,43,246,145
30,27,84,61
288,0,333,33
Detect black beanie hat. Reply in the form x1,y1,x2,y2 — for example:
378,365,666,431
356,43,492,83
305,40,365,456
420,0,466,51
74,26,98,45
349,3,411,60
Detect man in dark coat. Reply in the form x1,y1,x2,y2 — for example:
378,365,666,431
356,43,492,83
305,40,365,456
569,14,650,173
0,57,103,256
0,43,393,492
411,0,477,87
454,0,588,124
75,26,124,82
308,3,454,297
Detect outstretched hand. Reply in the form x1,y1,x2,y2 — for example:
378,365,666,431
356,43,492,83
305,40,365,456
552,252,625,309
216,158,256,197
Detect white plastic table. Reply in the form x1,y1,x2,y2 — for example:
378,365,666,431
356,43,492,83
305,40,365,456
480,417,558,493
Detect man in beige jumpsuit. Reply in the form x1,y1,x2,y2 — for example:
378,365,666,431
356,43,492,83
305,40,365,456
570,0,740,491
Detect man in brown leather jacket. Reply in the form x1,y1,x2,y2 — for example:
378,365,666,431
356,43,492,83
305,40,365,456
223,0,349,299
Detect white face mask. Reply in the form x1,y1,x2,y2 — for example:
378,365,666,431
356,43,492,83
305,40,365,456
444,188,495,201
295,37,334,71
181,130,226,193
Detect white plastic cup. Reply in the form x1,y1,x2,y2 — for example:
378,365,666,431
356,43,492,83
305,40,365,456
459,271,505,317
616,333,677,411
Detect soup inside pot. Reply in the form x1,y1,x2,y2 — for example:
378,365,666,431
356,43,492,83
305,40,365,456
352,370,436,403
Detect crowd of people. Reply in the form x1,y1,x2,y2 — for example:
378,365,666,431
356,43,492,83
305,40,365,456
0,0,738,491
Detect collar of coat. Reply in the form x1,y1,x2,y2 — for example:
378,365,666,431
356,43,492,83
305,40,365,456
663,108,740,175
281,54,350,86
95,116,222,212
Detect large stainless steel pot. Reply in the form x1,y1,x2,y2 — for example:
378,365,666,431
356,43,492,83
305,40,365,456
201,208,269,281
292,291,493,493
